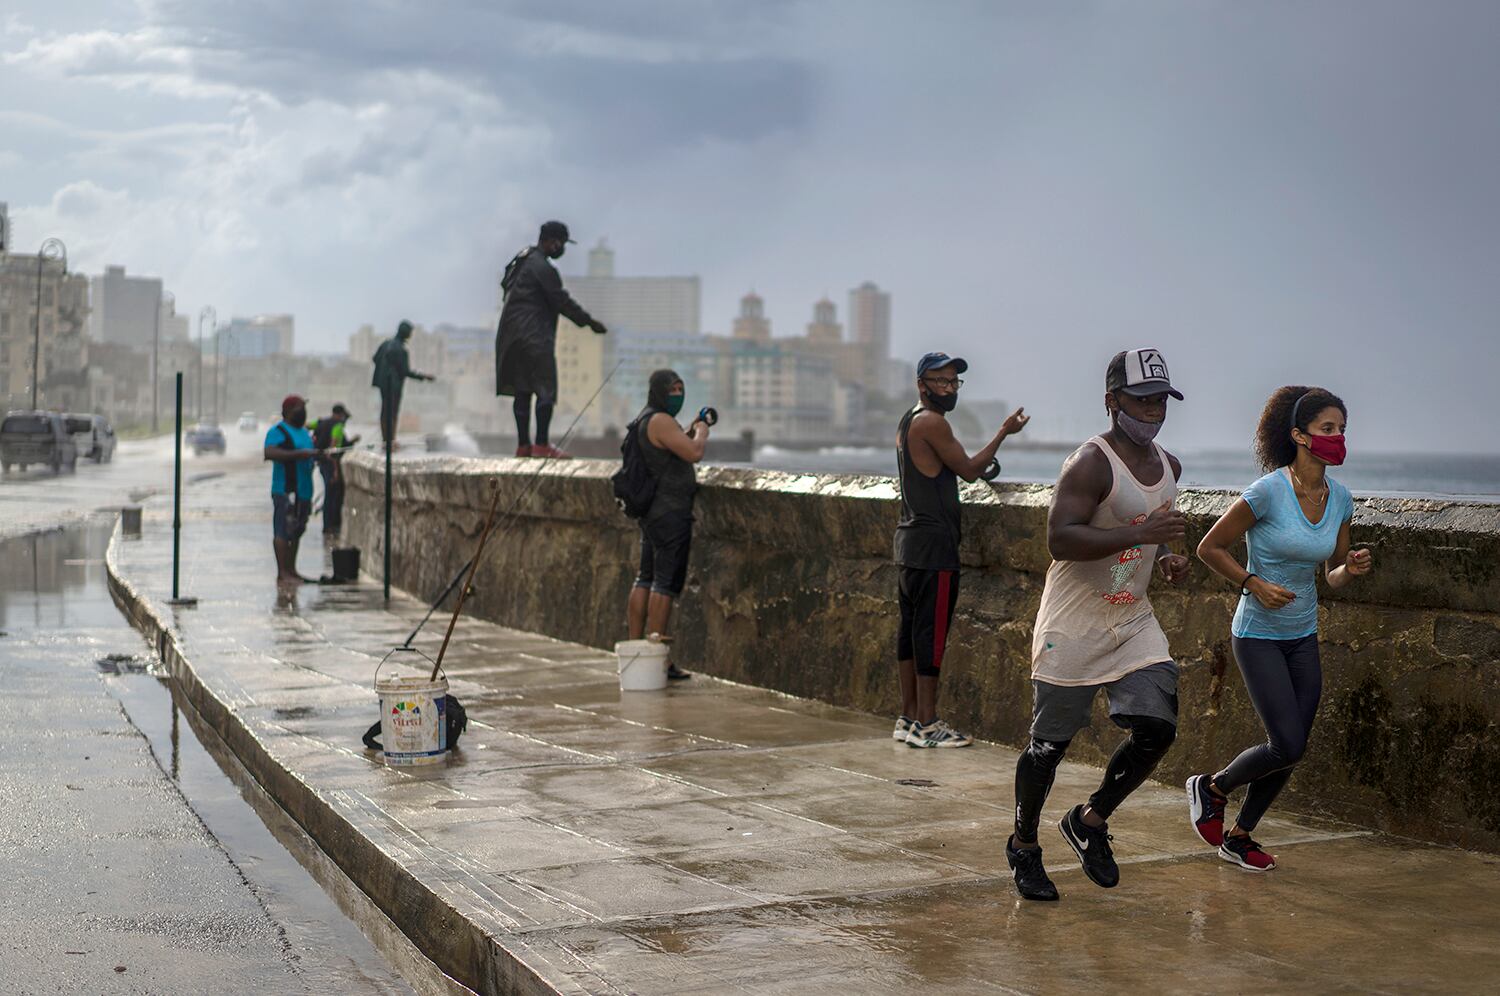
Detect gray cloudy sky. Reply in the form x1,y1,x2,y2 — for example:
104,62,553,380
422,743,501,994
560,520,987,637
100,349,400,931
3,1,1497,452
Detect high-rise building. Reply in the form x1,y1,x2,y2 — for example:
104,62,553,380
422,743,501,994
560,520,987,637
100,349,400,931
848,281,892,392
806,297,842,344
219,314,295,358
0,202,9,254
554,240,701,336
88,265,163,350
726,339,834,442
0,251,91,411
732,291,771,342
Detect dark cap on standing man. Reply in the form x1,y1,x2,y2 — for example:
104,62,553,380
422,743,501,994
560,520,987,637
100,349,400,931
1106,348,1184,400
281,394,306,415
538,220,576,244
917,351,969,377
332,403,350,418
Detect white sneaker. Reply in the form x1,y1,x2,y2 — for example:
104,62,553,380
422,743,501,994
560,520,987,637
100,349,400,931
906,720,972,748
893,716,914,741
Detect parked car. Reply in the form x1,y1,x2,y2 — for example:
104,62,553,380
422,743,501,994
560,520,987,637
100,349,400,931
90,415,117,462
188,422,227,455
1,410,78,474
237,411,258,433
63,414,94,458
63,413,116,463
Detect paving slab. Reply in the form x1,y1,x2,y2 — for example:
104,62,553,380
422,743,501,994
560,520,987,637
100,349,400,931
107,469,1500,994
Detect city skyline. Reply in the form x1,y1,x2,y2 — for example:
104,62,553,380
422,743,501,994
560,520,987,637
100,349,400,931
2,3,1497,451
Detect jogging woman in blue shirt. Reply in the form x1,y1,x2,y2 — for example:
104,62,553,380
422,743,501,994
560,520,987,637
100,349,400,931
1187,386,1373,871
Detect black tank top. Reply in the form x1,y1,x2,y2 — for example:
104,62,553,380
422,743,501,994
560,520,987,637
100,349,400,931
636,411,697,521
893,406,961,570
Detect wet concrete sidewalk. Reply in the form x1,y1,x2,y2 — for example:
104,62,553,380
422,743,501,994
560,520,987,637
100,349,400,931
109,469,1500,994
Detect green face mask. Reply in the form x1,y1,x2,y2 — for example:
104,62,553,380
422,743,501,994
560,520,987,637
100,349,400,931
664,395,685,417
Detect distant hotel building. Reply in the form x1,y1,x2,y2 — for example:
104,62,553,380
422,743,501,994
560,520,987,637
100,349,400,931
218,314,295,358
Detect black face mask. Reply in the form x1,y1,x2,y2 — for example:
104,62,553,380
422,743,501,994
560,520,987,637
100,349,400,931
924,388,958,413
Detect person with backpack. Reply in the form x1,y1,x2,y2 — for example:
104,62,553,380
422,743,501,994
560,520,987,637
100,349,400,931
309,403,359,538
496,221,608,458
263,395,326,584
621,369,710,680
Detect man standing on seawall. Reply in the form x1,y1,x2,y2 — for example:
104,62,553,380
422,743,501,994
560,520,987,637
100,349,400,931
1007,348,1191,902
371,321,435,448
496,220,607,458
893,352,1028,748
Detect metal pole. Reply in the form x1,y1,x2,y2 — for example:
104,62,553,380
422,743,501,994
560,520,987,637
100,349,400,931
173,372,183,599
152,288,162,433
168,370,196,608
31,254,42,409
196,313,204,420
384,436,393,602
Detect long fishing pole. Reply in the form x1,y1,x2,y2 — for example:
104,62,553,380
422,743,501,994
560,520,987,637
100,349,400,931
400,359,624,648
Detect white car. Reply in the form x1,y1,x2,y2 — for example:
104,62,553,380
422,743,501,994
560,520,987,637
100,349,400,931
237,412,258,433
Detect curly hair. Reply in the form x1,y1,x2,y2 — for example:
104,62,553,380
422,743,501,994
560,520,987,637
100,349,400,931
1254,385,1347,471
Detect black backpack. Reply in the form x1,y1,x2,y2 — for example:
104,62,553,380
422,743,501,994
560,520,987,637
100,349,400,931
611,412,658,519
310,418,335,451
500,247,532,298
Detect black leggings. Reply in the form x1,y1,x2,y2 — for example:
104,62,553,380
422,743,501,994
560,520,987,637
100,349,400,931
1013,714,1176,842
1214,634,1322,833
513,394,554,447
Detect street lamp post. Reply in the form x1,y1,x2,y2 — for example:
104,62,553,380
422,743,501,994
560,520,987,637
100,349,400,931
30,238,66,410
152,289,175,433
218,331,237,428
197,306,215,422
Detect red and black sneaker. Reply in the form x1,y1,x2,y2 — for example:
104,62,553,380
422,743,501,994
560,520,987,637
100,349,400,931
514,445,532,457
530,444,572,459
1219,834,1276,871
1186,774,1227,847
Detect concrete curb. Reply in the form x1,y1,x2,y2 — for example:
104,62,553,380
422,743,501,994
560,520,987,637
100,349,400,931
104,520,579,996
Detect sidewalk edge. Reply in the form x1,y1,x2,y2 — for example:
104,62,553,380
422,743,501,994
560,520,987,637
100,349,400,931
104,520,588,996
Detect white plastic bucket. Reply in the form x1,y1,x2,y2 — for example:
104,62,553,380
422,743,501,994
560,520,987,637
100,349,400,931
375,673,449,765
614,640,670,692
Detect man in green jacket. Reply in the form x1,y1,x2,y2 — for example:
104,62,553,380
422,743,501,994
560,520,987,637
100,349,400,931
371,320,434,447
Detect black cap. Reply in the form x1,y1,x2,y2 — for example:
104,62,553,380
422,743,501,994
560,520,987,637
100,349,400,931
397,320,413,337
1106,348,1184,400
539,220,575,244
917,351,969,377
332,403,350,417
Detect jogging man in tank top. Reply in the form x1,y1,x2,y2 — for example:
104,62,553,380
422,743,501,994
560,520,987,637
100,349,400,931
894,352,1028,748
1187,386,1372,871
1007,349,1191,901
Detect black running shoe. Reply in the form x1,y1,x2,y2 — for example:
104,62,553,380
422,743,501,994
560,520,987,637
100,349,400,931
1058,804,1120,889
666,664,692,681
1006,835,1059,901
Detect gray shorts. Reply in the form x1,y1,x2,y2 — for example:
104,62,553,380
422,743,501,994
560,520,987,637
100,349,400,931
1030,661,1178,742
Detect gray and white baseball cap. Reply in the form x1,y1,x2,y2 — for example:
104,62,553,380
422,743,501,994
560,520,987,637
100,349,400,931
1106,348,1184,400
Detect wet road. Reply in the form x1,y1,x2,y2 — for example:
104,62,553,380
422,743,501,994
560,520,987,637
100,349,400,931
0,520,416,994
0,427,266,542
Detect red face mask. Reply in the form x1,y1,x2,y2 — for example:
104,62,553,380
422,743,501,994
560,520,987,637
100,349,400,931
1305,433,1346,466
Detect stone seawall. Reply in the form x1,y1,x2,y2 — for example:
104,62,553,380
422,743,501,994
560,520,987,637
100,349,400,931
343,452,1500,851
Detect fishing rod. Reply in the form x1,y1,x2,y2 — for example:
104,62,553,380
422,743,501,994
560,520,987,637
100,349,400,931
399,359,625,648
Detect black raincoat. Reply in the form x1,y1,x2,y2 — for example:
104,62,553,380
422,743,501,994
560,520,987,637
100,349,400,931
495,247,597,399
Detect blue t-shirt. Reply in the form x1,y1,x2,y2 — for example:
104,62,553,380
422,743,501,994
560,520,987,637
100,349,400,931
1231,469,1353,640
265,422,315,500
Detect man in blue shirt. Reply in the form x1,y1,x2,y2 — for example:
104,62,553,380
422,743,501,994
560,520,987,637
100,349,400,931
263,394,324,583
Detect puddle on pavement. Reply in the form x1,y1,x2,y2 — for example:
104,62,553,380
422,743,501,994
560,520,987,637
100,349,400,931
0,519,415,994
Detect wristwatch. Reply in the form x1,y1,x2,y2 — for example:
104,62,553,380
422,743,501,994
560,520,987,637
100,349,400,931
1240,573,1257,596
